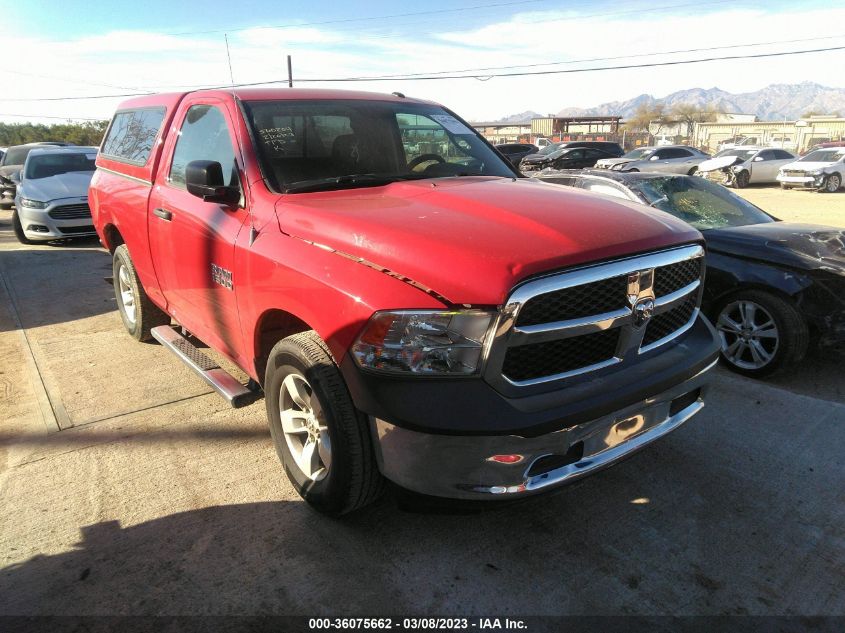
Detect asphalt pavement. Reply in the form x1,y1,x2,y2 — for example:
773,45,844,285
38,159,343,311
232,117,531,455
0,204,843,617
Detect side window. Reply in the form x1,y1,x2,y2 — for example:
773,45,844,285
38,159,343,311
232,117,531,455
584,149,607,159
757,150,775,161
773,150,794,160
396,113,474,166
664,148,692,159
101,107,166,165
169,105,238,189
566,149,586,160
652,149,668,159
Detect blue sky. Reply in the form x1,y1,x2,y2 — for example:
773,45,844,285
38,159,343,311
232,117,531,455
2,0,844,123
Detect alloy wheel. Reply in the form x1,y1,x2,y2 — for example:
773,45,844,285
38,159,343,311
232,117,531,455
716,300,779,370
117,264,136,325
279,373,332,481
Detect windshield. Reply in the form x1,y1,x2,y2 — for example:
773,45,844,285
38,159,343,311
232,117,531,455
537,142,563,156
622,148,654,159
242,99,515,192
715,149,758,159
631,176,774,230
24,152,97,179
2,146,39,166
799,149,845,163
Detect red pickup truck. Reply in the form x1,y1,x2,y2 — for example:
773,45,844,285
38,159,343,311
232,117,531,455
90,88,719,514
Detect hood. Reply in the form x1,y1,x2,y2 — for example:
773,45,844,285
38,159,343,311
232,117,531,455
596,157,632,167
18,171,94,202
780,160,839,172
0,165,22,180
698,155,744,172
705,222,845,273
520,154,553,165
275,176,702,305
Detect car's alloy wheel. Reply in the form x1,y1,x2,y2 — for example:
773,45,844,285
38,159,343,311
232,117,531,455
734,170,750,188
716,300,779,371
824,173,841,193
279,372,331,481
117,263,137,326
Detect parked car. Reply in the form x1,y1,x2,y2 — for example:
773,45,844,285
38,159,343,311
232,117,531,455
0,147,5,163
12,146,98,244
90,89,719,515
777,147,845,192
495,142,537,166
534,169,845,377
519,146,622,173
0,142,72,209
697,147,796,188
717,136,760,152
800,140,842,155
594,145,710,175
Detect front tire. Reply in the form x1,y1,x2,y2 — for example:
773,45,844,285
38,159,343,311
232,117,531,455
713,290,808,378
734,170,750,189
112,244,170,341
12,209,37,245
265,331,384,515
823,173,842,193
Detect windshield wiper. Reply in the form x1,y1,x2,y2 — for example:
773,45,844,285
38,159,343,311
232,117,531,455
283,174,404,194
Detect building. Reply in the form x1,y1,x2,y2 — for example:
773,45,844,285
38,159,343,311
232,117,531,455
530,116,621,141
471,121,532,144
693,116,845,153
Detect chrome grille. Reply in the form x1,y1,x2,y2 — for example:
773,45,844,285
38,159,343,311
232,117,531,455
485,244,705,390
49,203,91,220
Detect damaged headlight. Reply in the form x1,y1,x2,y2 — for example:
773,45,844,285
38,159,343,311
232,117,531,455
352,310,495,375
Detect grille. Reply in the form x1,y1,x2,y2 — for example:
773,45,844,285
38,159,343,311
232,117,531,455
57,225,96,234
502,329,620,382
783,170,807,177
486,245,705,388
653,259,700,297
517,275,628,326
642,298,697,347
49,203,91,219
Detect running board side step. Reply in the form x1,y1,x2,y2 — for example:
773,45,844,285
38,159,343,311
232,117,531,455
150,325,260,408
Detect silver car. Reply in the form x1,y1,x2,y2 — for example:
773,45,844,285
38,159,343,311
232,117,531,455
697,147,797,188
595,145,710,175
12,147,98,244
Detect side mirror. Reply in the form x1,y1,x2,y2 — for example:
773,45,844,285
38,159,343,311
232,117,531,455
186,160,239,205
649,155,660,161
753,156,764,162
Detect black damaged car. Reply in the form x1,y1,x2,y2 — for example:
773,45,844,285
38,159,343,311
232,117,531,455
535,169,845,377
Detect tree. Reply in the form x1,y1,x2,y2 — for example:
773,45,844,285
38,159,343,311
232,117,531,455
802,110,841,118
624,103,667,133
0,120,109,147
671,103,720,138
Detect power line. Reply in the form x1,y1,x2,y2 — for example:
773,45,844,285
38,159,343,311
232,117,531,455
1,43,842,102
0,113,105,121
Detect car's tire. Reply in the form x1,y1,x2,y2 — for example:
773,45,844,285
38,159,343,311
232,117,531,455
265,331,384,515
11,209,37,245
734,170,750,189
823,173,841,193
687,166,698,176
712,289,808,378
780,183,788,189
627,168,639,172
112,244,170,341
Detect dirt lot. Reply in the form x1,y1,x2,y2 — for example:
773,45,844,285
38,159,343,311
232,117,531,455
734,184,845,227
0,187,843,618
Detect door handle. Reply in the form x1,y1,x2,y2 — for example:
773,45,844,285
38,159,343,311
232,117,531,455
153,208,173,221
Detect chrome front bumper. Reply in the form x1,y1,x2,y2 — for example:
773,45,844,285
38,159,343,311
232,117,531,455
14,196,96,241
369,359,715,499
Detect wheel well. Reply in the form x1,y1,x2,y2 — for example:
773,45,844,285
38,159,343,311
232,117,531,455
253,309,312,384
103,224,124,253
705,283,799,319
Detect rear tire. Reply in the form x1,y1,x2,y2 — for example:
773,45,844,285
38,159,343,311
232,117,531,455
265,331,384,515
11,210,37,245
112,244,170,341
713,289,808,378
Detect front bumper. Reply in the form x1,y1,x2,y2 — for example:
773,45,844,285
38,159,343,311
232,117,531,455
777,174,824,188
15,197,95,241
370,359,715,499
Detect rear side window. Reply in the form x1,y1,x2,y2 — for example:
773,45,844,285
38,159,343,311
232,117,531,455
101,107,166,165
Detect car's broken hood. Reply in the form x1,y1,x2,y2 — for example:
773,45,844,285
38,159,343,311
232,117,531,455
275,176,702,305
697,155,744,172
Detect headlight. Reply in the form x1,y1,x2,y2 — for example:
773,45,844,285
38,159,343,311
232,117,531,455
19,198,48,209
351,310,495,375
730,165,744,171
809,170,823,176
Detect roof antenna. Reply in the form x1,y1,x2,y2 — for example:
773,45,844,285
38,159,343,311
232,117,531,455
225,33,258,246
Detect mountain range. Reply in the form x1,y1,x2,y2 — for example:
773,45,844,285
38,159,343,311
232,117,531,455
495,82,845,122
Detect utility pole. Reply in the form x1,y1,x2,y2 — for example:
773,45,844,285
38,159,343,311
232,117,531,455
287,55,293,88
